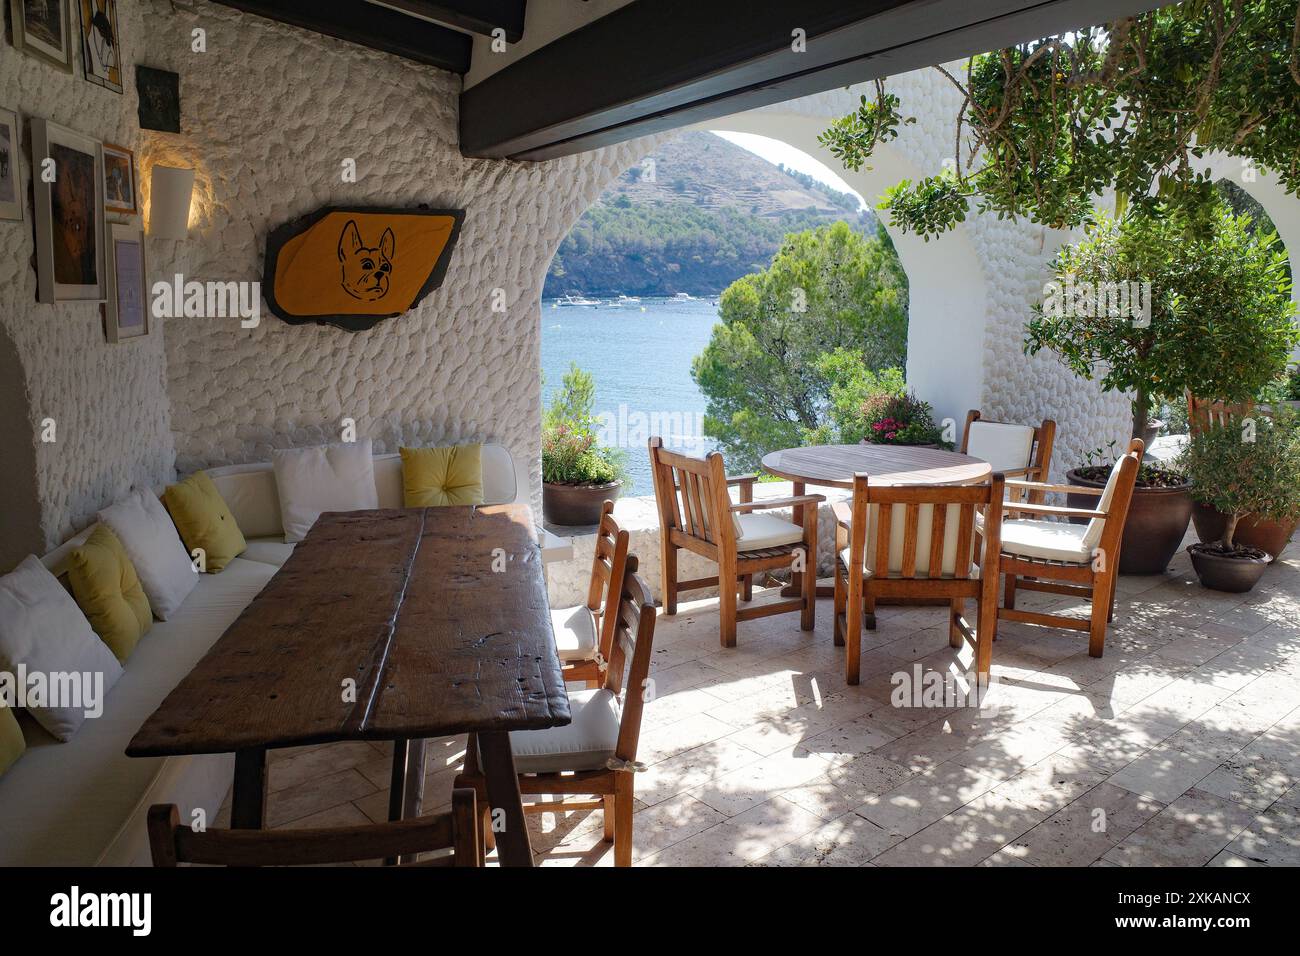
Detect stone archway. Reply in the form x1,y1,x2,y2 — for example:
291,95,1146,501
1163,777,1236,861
0,323,43,571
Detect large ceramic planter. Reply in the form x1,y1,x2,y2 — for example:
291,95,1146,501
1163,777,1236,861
542,480,621,527
1191,503,1297,563
1066,469,1192,575
1187,544,1270,593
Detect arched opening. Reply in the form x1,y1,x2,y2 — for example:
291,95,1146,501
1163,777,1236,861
541,126,919,495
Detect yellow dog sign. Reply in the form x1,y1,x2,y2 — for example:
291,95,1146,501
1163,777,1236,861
263,206,464,331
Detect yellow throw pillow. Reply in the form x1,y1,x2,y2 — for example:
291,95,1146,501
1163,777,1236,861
0,705,23,778
401,444,484,507
67,524,153,663
162,470,246,572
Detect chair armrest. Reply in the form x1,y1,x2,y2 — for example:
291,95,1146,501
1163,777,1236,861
725,473,758,486
1005,478,1105,497
730,494,825,513
831,500,853,530
1003,502,1106,519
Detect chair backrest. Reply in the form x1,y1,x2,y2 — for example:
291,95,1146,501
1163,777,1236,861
647,437,736,550
585,500,631,666
600,556,658,766
1187,394,1259,436
848,474,1005,580
1081,438,1144,554
961,410,1056,492
147,788,481,867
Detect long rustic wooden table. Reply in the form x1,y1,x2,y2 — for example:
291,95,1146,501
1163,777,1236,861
127,504,570,867
761,444,993,598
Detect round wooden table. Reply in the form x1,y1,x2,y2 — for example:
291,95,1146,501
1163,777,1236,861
761,444,992,598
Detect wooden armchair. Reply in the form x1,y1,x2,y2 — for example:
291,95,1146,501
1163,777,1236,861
551,500,629,687
147,788,481,867
960,409,1056,503
455,560,658,867
834,473,1006,685
995,438,1143,657
1188,394,1259,435
648,436,824,648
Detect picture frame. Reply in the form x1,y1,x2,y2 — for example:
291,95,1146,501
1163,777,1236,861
30,117,105,302
9,0,75,73
0,107,23,222
103,221,148,342
136,66,181,133
78,0,123,93
101,141,135,214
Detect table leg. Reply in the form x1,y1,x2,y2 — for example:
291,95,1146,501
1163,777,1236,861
386,737,427,864
230,747,268,830
478,730,533,867
782,482,807,598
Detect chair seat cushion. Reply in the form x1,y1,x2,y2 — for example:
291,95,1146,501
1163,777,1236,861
551,605,598,663
838,548,978,580
504,688,621,774
998,519,1092,564
735,512,804,551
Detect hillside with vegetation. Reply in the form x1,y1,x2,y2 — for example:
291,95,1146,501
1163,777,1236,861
545,131,878,298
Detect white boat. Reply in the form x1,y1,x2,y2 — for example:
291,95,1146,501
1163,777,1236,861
556,293,600,307
672,292,695,301
604,294,641,307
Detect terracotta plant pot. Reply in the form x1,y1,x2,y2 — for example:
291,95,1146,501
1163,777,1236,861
542,481,621,527
1066,469,1192,575
1187,543,1270,593
1190,502,1296,564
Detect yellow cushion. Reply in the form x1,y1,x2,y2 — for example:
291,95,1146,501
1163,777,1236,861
0,705,23,778
66,524,153,663
162,470,247,572
401,444,484,507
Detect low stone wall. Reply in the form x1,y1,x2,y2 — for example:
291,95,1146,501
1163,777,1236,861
544,481,850,608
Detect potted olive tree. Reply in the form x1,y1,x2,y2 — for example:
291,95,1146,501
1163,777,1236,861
1026,202,1298,574
541,363,627,527
1180,414,1300,591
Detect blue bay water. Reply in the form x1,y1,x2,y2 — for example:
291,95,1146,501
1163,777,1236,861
541,297,720,496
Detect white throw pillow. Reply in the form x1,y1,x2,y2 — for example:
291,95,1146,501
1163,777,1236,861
98,488,198,620
0,556,123,741
272,440,379,543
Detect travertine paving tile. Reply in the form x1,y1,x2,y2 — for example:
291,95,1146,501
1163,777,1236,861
872,793,1046,867
1108,742,1220,804
638,796,822,867
856,763,1001,837
1102,789,1257,866
760,810,904,866
1007,783,1165,866
1226,801,1300,866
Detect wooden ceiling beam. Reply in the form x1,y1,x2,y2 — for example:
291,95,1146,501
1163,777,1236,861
372,0,527,43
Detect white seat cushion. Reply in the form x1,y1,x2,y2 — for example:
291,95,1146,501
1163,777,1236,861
505,688,621,774
734,512,804,551
239,537,296,568
967,421,1035,473
998,519,1092,564
551,605,598,663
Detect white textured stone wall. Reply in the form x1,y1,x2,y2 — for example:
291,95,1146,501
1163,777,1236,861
145,2,658,514
0,0,174,566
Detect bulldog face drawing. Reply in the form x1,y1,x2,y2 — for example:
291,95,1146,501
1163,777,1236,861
338,219,395,301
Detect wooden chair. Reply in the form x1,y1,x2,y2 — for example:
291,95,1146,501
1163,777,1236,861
1188,394,1258,435
960,409,1056,503
834,473,1006,685
648,436,824,648
995,438,1143,658
455,560,657,867
551,500,629,687
147,788,482,867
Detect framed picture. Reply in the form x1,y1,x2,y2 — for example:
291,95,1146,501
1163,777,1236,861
78,0,122,93
0,108,23,222
103,221,147,342
136,66,180,133
30,117,105,302
9,0,74,73
101,141,135,214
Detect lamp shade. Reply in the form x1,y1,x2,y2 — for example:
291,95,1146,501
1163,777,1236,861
148,165,195,239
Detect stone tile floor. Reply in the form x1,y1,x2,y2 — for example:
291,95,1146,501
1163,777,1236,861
218,538,1300,867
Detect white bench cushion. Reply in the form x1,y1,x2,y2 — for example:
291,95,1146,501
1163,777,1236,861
999,518,1092,564
0,557,277,866
551,605,597,663
735,512,804,551
239,537,296,568
505,688,620,774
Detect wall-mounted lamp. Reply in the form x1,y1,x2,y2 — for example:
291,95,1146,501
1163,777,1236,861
148,165,195,239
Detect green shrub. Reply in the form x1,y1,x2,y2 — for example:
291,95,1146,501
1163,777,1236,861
541,364,627,486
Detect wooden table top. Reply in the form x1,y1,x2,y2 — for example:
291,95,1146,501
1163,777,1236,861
761,444,992,489
127,505,570,757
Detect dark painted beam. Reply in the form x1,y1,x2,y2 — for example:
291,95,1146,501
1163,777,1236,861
460,0,1169,161
212,0,473,74
374,0,526,43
